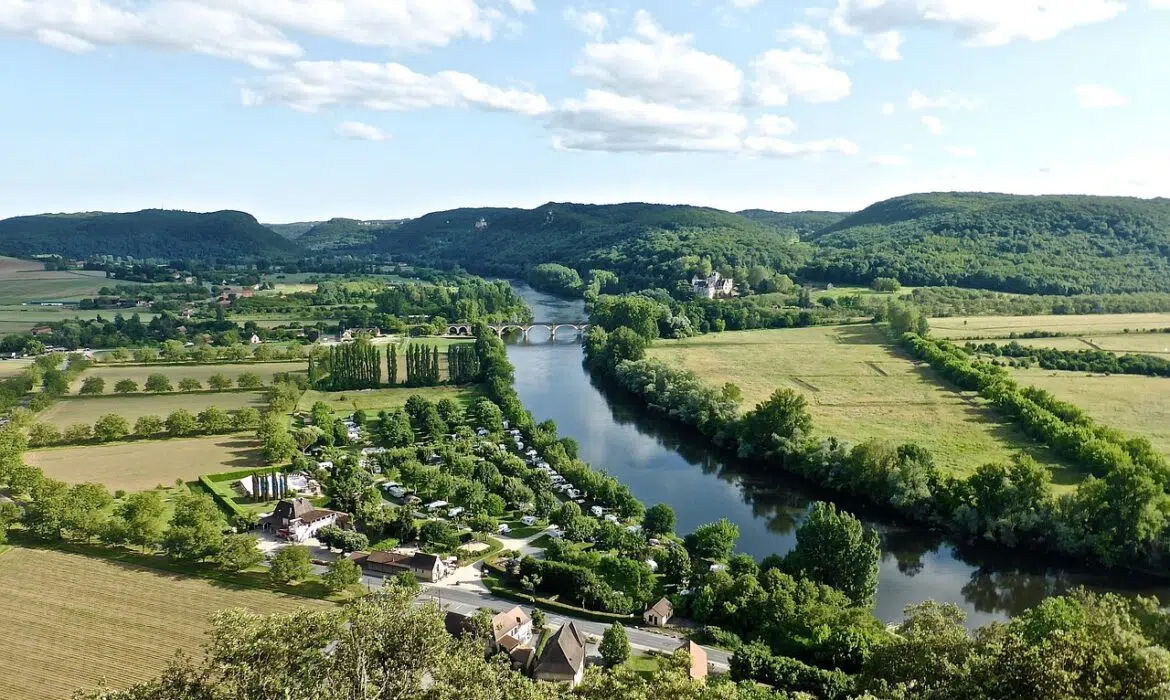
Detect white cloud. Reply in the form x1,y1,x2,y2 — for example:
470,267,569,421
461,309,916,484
574,11,743,107
728,0,763,7
908,89,981,111
777,24,831,54
829,0,1125,47
563,7,607,38
946,145,977,157
863,30,903,60
921,115,944,134
509,0,536,12
1153,0,1170,7
870,155,907,166
755,114,797,136
334,121,391,141
744,136,859,158
1075,83,1126,108
750,48,852,105
246,60,550,116
881,102,895,116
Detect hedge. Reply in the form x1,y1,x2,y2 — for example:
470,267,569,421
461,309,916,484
482,575,636,624
197,475,251,519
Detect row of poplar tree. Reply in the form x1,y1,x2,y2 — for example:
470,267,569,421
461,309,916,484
309,341,480,391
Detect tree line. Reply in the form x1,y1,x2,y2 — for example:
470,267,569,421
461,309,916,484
966,340,1170,377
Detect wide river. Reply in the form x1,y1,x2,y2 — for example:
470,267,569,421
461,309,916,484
503,283,1170,627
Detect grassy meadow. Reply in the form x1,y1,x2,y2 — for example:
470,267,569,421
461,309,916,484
24,436,266,492
70,361,307,393
296,385,483,415
38,391,267,427
0,257,134,305
0,547,329,700
648,325,1078,487
931,313,1170,340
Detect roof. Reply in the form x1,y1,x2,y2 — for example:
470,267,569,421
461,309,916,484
444,610,476,638
647,597,673,618
684,640,708,680
296,509,341,525
536,622,586,677
276,497,315,519
352,550,442,571
491,606,531,642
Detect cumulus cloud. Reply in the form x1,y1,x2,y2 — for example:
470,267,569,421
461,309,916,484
573,10,743,107
870,155,907,167
921,115,944,134
776,24,832,54
563,7,607,38
908,89,981,111
946,145,977,157
334,121,391,141
755,114,797,136
1075,83,1126,108
863,30,903,60
750,48,851,105
829,0,1125,47
745,136,858,158
246,60,551,116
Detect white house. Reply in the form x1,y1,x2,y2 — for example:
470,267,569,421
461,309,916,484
249,334,262,344
272,497,345,543
644,597,673,627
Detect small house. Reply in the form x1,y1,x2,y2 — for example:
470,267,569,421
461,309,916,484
350,550,449,582
271,497,345,543
249,334,261,344
533,622,587,686
644,597,673,627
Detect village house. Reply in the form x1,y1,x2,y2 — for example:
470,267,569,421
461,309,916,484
533,621,587,686
271,497,345,543
491,606,534,653
644,597,673,627
349,550,450,582
690,272,734,299
249,334,262,344
341,328,382,341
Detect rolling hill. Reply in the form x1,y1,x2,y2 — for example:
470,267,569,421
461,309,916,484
0,210,302,261
736,210,850,240
296,218,405,252
365,202,812,290
264,221,319,240
801,193,1170,295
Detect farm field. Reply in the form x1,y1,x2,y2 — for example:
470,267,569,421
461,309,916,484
0,307,161,334
648,325,1079,487
24,435,266,491
0,547,329,700
70,361,307,393
958,331,1170,357
296,385,483,415
931,313,1170,340
1011,368,1170,456
0,357,33,376
39,391,267,427
0,257,136,305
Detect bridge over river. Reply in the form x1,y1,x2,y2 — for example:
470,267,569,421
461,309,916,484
446,322,591,341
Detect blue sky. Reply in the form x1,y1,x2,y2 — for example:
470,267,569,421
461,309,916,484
1,0,1166,222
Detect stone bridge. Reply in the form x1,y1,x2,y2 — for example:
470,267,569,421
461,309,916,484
446,323,591,341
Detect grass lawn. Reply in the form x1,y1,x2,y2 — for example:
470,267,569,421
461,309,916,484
931,313,1170,340
1010,368,1170,457
70,362,307,394
296,385,483,415
625,652,663,678
0,356,34,376
38,391,268,427
25,436,266,492
0,547,332,700
649,325,1079,488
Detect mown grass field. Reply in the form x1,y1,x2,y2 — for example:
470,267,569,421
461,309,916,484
296,385,483,415
38,391,268,427
931,313,1170,340
0,357,33,375
1010,368,1170,456
70,361,307,393
24,436,266,491
0,307,161,335
648,325,1078,487
0,547,329,700
0,257,135,305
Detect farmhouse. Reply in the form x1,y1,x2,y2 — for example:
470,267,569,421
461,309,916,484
349,550,450,582
533,621,587,686
271,497,345,543
690,272,734,299
644,597,673,627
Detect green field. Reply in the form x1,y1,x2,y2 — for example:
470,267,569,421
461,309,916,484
931,313,1170,340
296,385,483,415
1010,368,1170,456
648,325,1078,486
39,391,268,427
0,257,137,305
0,357,33,376
70,361,307,394
0,307,161,335
25,435,266,492
0,547,328,700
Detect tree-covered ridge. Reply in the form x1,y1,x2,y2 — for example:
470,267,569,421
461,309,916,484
735,210,850,240
264,221,319,239
804,193,1170,294
367,202,812,291
0,209,301,261
297,217,405,251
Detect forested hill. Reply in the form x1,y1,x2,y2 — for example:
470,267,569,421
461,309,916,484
0,210,302,261
296,217,405,251
365,202,811,290
264,221,319,239
802,192,1170,294
736,209,850,240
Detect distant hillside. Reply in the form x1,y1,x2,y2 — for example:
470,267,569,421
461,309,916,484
737,210,850,239
367,202,810,290
265,222,319,240
0,210,302,261
802,193,1170,294
298,218,405,252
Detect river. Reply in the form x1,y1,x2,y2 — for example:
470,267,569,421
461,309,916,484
503,282,1170,626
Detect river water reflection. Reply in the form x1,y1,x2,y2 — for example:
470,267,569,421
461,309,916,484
504,283,1170,626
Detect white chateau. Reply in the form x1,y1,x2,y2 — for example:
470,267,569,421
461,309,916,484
691,271,734,299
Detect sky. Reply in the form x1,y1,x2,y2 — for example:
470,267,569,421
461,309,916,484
1,0,1167,222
